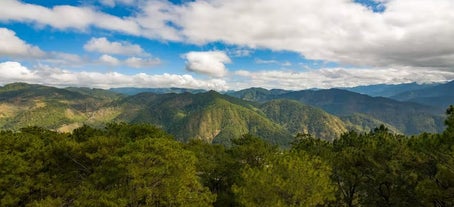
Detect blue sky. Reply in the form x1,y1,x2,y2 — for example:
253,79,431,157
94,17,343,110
0,0,453,90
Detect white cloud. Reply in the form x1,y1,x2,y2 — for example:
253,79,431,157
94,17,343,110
255,58,292,67
1,61,453,91
0,0,454,69
43,52,85,67
84,37,145,56
99,0,116,7
0,61,228,90
99,0,136,7
134,0,182,41
0,61,37,81
0,0,140,35
227,48,253,57
2,0,454,87
3,0,454,70
233,67,454,90
97,55,160,68
82,37,162,66
281,61,292,67
125,57,161,68
0,27,45,58
99,54,120,65
255,59,279,65
184,51,231,77
170,0,454,69
0,0,179,41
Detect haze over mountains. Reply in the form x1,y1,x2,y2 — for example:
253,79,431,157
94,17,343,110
0,81,451,145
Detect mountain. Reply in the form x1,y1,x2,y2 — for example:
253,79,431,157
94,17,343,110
342,81,454,110
0,83,123,131
260,99,347,140
343,82,437,97
110,87,206,95
391,80,454,109
228,87,445,135
341,113,401,133
66,87,124,100
0,82,449,143
280,89,445,134
0,83,294,144
227,87,291,102
113,91,292,145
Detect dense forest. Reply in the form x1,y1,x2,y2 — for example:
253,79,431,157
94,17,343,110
1,105,454,206
0,82,449,145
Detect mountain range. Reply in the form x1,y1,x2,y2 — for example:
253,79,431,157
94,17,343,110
0,81,451,145
343,81,454,110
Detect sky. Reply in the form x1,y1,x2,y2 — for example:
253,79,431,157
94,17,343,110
0,0,454,90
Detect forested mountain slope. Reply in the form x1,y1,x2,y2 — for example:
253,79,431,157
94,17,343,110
0,83,449,142
0,83,122,131
229,87,446,134
391,80,454,109
114,91,293,145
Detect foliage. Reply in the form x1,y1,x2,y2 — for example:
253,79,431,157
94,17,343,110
233,152,335,207
1,83,454,206
0,82,447,144
0,124,214,206
444,105,454,137
261,99,347,140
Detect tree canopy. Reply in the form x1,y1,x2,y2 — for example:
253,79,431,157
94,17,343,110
1,105,454,206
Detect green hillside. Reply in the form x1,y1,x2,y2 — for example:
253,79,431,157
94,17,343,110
260,99,347,140
230,87,445,135
0,83,122,132
341,113,401,133
115,91,292,145
391,80,454,109
227,87,290,102
278,89,445,134
0,83,448,144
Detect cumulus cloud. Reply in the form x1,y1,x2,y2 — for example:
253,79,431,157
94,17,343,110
233,67,454,90
0,61,37,81
99,54,120,65
2,0,454,89
84,37,145,56
0,27,45,58
133,0,182,41
1,61,453,91
41,52,86,67
184,51,231,77
0,61,228,90
99,0,135,7
99,0,116,7
0,0,140,35
171,0,454,69
3,0,454,69
125,57,161,68
227,48,253,57
97,55,160,68
255,58,292,67
84,38,161,68
255,59,279,65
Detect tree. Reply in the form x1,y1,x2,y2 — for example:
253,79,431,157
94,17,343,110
0,123,215,206
331,128,421,206
185,139,235,206
416,148,454,207
445,105,454,137
233,151,335,207
230,134,278,168
291,133,332,159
